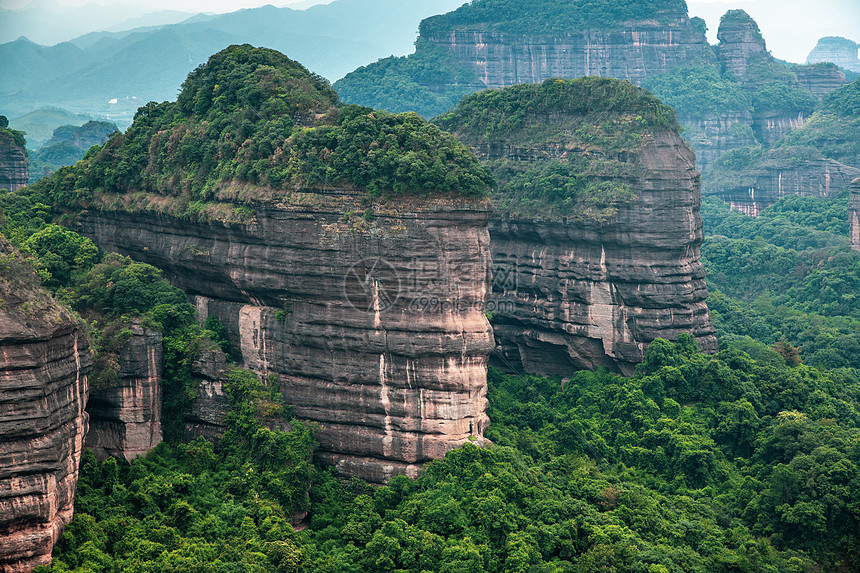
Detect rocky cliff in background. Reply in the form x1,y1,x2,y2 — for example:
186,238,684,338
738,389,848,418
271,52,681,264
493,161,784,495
807,36,860,73
850,178,860,251
78,191,494,483
425,10,712,90
716,10,767,81
677,111,757,174
0,131,28,193
437,78,717,376
0,237,92,572
84,323,163,461
793,63,849,99
706,158,860,216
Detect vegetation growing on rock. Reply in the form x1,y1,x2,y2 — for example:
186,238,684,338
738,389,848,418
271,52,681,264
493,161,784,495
28,44,493,222
420,0,689,36
435,77,677,219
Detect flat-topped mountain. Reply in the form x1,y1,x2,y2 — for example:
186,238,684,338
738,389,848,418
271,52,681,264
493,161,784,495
35,44,496,483
437,77,716,374
336,0,713,118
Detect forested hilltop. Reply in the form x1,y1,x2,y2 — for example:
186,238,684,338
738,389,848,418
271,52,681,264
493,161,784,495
1,31,858,573
32,43,492,225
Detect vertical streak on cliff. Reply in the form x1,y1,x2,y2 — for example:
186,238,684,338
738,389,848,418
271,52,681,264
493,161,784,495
850,178,860,252
78,192,494,483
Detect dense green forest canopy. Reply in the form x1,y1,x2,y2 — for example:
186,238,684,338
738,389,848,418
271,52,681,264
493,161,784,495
420,0,690,36
29,44,493,220
435,77,677,219
641,64,750,117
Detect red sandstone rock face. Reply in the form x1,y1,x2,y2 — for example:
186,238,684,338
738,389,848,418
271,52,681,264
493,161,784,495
473,131,717,376
707,159,860,217
850,178,860,252
793,64,849,99
85,323,163,461
0,135,28,193
0,238,92,572
426,9,712,89
679,111,758,174
77,190,494,483
716,11,768,82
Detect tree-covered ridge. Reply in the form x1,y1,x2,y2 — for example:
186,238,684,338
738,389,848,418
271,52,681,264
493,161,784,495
28,121,118,183
701,192,860,370
420,0,690,37
435,78,678,219
436,77,679,143
30,45,493,220
333,38,482,119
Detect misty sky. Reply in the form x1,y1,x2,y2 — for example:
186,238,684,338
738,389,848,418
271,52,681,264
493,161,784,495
2,0,858,64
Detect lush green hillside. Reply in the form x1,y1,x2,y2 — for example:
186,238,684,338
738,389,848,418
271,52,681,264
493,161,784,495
779,78,860,166
435,77,678,219
29,45,493,222
420,0,689,36
28,121,118,182
701,192,860,370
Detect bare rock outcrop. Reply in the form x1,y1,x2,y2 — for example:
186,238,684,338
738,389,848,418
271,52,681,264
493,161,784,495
850,178,860,252
84,323,163,461
0,132,28,193
0,237,92,572
793,63,849,99
679,111,757,174
706,158,860,217
183,343,231,445
806,36,860,73
425,8,712,90
716,10,768,81
78,191,494,483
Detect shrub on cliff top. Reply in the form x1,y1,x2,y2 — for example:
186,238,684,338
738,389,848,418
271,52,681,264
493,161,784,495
30,44,493,215
435,77,680,144
420,0,690,36
436,78,675,219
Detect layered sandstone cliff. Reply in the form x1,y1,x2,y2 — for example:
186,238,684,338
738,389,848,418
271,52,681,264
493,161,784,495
78,191,494,483
716,10,767,81
793,63,849,99
438,79,717,376
850,178,860,252
424,9,712,90
0,132,28,192
807,36,860,73
0,237,92,572
679,111,757,174
85,323,163,461
706,158,860,217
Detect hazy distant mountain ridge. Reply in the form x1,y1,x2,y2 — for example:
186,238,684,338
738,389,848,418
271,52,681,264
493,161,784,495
0,0,466,123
